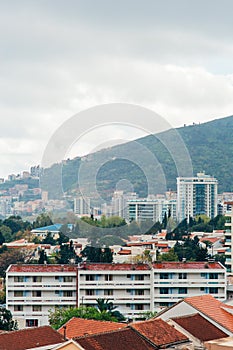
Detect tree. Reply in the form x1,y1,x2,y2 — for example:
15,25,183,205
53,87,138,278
33,214,53,229
0,225,12,243
38,250,48,264
57,231,69,245
0,308,18,331
96,298,125,321
42,232,56,245
0,248,30,277
58,241,77,264
49,305,120,330
158,248,179,262
81,246,113,263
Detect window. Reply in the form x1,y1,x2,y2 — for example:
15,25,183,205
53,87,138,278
86,275,95,281
201,273,207,278
26,319,38,327
200,287,205,291
160,273,169,279
63,291,73,297
32,305,42,312
32,291,41,297
105,275,113,281
14,305,23,311
14,276,24,282
135,304,144,310
160,287,169,294
104,289,113,296
33,276,42,283
178,287,187,294
178,273,187,279
55,290,60,295
127,274,131,278
209,273,218,279
14,291,23,297
64,276,73,282
135,275,144,281
135,290,144,296
86,290,95,296
209,287,218,294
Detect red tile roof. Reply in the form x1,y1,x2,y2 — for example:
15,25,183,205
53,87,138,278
117,249,131,255
8,264,77,273
184,295,233,334
172,313,228,341
131,318,188,346
75,328,157,350
85,263,150,271
0,325,65,350
58,317,126,339
152,261,224,269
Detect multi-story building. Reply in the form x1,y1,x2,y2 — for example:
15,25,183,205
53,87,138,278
128,198,177,223
224,202,233,273
177,172,218,222
6,261,226,329
74,196,91,216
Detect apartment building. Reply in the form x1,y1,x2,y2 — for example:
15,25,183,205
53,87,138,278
128,198,177,223
6,261,226,329
177,172,218,222
224,202,233,273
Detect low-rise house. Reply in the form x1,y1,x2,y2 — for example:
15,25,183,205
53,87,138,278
157,294,233,336
130,318,189,348
0,325,65,350
74,328,158,350
168,313,228,348
57,317,126,339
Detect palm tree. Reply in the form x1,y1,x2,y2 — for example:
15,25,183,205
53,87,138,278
96,299,125,321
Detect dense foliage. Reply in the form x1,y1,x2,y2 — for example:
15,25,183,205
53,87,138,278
0,308,18,331
49,299,125,329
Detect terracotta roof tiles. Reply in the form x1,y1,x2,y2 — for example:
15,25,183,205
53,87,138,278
172,313,228,341
152,261,223,269
57,317,126,339
184,295,233,334
131,318,188,346
75,328,156,350
0,325,65,350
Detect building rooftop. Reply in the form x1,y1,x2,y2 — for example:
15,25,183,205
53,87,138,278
75,328,157,350
172,313,228,341
152,261,224,269
58,317,126,339
8,264,77,273
131,318,188,347
84,263,150,271
184,295,233,334
0,325,65,350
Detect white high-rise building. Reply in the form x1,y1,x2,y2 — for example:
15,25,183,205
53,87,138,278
177,172,218,222
74,196,91,217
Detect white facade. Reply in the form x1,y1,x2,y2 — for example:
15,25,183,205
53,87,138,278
74,196,91,216
224,204,233,273
177,172,218,222
6,262,226,329
128,198,177,223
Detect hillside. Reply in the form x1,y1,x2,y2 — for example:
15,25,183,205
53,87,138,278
40,115,233,200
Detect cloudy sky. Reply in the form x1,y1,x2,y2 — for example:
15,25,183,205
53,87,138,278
1,0,233,177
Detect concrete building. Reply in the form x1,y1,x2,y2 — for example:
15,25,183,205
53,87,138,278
177,172,218,222
224,202,233,273
6,261,226,329
128,197,177,223
74,197,91,217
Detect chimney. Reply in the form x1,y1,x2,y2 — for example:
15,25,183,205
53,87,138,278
63,325,67,340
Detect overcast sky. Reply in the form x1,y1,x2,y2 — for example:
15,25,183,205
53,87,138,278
1,0,233,177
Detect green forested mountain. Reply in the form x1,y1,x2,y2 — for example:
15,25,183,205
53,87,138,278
40,115,233,200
